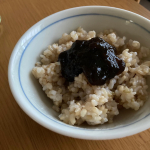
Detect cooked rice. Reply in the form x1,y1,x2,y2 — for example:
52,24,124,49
32,27,150,125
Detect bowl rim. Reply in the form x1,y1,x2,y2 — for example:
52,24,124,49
8,6,150,140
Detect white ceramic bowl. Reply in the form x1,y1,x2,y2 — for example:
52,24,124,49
8,6,150,140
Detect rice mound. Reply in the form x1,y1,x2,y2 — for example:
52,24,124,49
32,27,150,125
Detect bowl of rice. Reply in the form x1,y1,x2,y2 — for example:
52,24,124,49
8,6,150,140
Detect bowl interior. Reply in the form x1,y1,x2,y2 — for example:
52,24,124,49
9,7,150,138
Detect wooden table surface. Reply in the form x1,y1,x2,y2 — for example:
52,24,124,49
0,0,150,149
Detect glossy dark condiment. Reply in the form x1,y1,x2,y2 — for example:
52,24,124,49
58,37,125,85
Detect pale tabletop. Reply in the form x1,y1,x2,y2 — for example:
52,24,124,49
0,0,150,150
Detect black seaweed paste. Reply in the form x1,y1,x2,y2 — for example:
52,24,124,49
58,37,125,85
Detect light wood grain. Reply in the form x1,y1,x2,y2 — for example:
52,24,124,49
135,0,140,3
0,0,150,150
